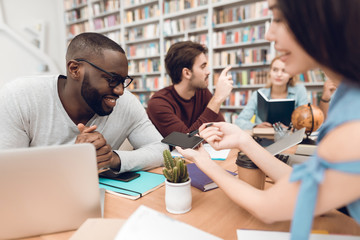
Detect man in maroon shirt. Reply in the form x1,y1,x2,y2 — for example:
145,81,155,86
146,41,233,137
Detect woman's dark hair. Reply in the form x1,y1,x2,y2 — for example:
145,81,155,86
165,41,208,84
66,32,125,62
277,0,360,84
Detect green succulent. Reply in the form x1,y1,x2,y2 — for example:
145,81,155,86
162,149,189,183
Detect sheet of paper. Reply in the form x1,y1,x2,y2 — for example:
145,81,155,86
171,143,230,160
237,229,360,240
115,205,222,240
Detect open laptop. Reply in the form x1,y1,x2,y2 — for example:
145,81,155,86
0,143,102,239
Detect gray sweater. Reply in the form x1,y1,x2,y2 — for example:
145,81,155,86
0,75,167,172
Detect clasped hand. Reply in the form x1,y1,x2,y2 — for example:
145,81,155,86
75,123,114,169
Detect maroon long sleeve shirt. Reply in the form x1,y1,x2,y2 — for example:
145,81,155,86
146,85,224,137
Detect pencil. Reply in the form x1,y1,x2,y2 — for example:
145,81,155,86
188,123,214,137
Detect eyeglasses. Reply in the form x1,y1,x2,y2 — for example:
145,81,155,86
75,58,133,88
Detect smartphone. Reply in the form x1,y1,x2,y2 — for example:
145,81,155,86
99,169,140,182
161,131,204,149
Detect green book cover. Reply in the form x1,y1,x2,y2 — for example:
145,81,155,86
99,171,165,200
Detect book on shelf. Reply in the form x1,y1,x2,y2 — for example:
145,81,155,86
99,171,165,200
187,163,237,192
257,90,295,126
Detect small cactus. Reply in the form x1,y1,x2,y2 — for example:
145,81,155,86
162,149,189,183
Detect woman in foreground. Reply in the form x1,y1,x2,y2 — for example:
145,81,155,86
177,0,360,239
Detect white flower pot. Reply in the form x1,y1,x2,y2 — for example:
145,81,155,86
165,178,192,214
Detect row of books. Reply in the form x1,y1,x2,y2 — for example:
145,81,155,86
213,24,266,46
126,23,159,41
128,58,161,73
223,90,253,107
133,93,152,107
163,14,208,36
213,47,270,66
213,2,269,25
128,76,167,90
124,0,154,6
298,69,327,83
93,14,120,30
214,69,269,86
65,6,88,23
92,0,120,15
308,90,323,105
64,0,87,10
222,111,240,123
67,22,90,37
163,0,208,14
164,33,208,51
127,42,159,57
125,4,160,23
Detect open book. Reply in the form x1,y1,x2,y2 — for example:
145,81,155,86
99,171,165,200
257,90,295,125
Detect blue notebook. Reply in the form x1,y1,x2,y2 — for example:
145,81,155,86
99,171,165,200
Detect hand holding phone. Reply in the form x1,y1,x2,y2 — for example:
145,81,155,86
161,131,204,149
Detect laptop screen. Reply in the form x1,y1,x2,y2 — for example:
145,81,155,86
0,143,101,239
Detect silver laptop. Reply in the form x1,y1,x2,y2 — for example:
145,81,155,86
0,143,102,239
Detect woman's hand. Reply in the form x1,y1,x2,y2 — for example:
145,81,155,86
199,122,252,151
175,144,212,168
254,122,273,128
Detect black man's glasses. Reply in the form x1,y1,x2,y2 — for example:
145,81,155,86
75,58,133,88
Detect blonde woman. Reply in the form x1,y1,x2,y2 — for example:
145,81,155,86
235,56,308,129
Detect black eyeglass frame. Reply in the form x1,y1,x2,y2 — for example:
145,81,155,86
74,58,133,88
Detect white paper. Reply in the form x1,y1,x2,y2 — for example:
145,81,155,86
237,229,360,240
115,205,222,240
171,143,230,160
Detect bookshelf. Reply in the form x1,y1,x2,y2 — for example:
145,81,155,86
63,0,324,120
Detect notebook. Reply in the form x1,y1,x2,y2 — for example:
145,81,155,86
257,90,295,125
0,143,102,239
99,171,165,200
187,163,237,191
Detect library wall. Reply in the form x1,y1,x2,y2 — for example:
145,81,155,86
0,0,67,88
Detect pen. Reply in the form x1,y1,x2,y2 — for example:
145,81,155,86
188,123,214,137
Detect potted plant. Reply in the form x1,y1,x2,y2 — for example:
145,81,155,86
162,149,192,214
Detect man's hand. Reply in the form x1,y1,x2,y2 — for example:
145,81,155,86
207,66,233,113
213,66,233,103
76,123,117,169
322,79,337,101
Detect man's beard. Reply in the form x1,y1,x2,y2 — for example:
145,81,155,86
81,72,113,116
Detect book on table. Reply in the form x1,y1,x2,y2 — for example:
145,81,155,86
257,90,295,126
187,163,237,192
99,171,165,200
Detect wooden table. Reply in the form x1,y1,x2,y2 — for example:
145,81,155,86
23,149,360,240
